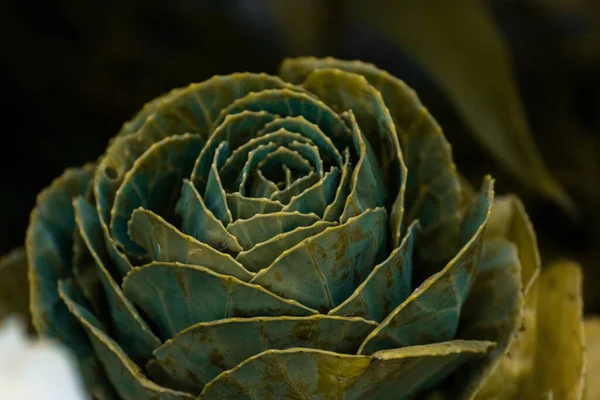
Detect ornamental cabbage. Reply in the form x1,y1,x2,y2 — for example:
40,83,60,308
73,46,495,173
22,57,585,399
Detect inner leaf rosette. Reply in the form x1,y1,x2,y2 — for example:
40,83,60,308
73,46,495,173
25,58,550,400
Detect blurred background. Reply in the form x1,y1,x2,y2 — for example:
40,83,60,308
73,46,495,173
1,0,599,312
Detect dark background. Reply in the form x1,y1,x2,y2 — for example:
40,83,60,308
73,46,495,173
2,0,600,310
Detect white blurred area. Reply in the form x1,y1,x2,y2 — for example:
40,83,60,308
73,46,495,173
0,318,87,400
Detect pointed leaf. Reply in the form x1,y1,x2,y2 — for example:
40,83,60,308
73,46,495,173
257,116,343,167
251,208,388,312
271,171,320,204
58,280,194,400
122,262,317,340
329,221,418,322
339,111,387,223
215,88,353,150
204,141,232,225
322,149,352,222
176,180,242,252
226,211,320,250
235,143,279,195
73,197,161,365
249,170,279,198
110,134,204,256
449,237,523,398
283,167,341,217
199,341,493,399
128,208,253,281
226,193,284,221
359,178,493,354
152,315,377,393
236,221,336,272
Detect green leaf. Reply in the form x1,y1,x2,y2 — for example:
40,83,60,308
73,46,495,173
226,211,320,250
0,248,30,327
204,141,233,224
251,208,388,312
176,180,243,252
280,57,463,257
218,128,313,185
301,68,406,244
191,111,278,190
58,279,193,400
110,134,204,256
271,171,320,204
349,0,572,212
26,164,114,398
128,208,253,281
329,221,418,323
339,111,387,225
358,177,493,355
236,221,336,273
470,195,542,399
214,88,353,151
282,167,341,217
257,116,343,167
122,262,317,340
152,315,377,394
585,317,600,400
523,261,585,399
73,197,161,365
226,192,284,221
199,341,494,399
450,237,523,398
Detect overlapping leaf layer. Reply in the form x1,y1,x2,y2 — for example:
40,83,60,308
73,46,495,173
23,58,584,399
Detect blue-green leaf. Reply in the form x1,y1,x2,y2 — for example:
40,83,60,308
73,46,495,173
339,111,387,223
58,280,193,400
215,88,353,150
218,129,312,185
449,237,523,398
203,141,232,225
74,197,161,365
301,68,407,245
226,193,284,221
26,164,114,397
110,134,204,256
271,171,320,204
176,180,243,252
257,116,343,167
251,208,388,312
280,57,463,259
358,177,493,355
128,208,252,281
322,149,352,223
122,262,317,340
152,315,377,394
191,111,278,191
282,167,341,217
199,341,493,399
236,221,336,273
135,73,304,143
329,221,418,322
226,211,320,250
